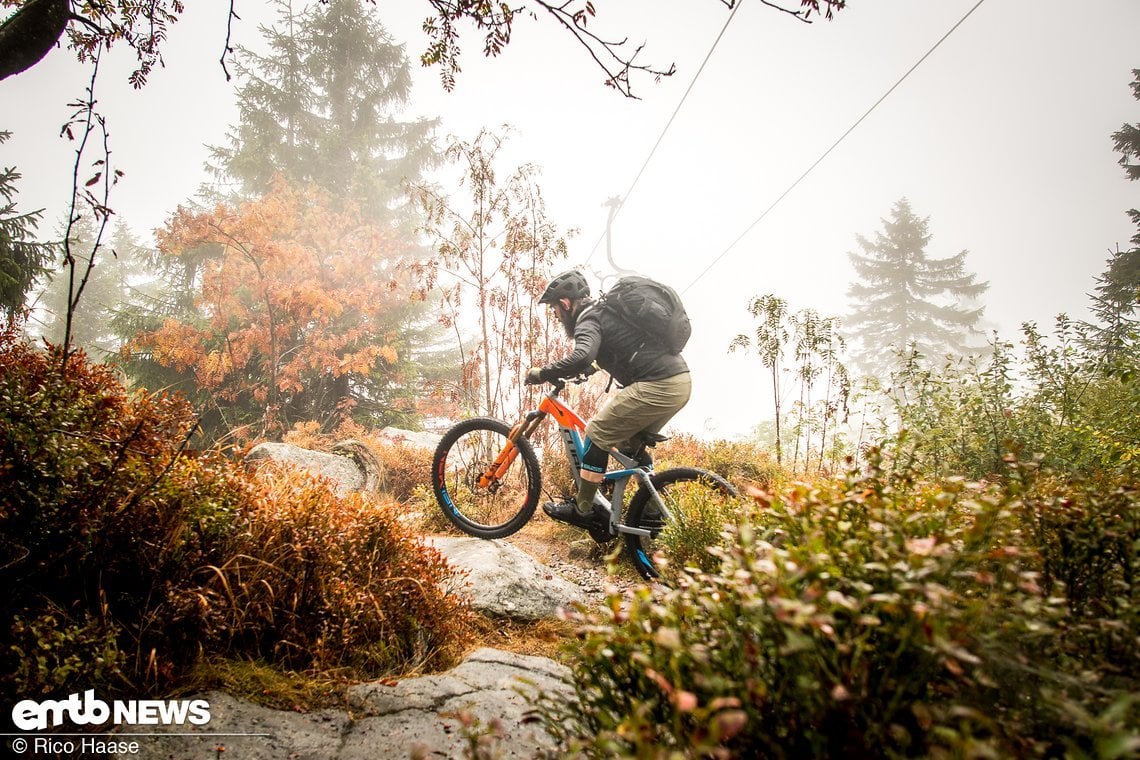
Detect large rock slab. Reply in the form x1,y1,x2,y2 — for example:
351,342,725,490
113,648,573,759
427,536,588,620
345,648,573,758
377,426,442,451
245,441,365,496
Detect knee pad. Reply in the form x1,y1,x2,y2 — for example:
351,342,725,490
581,438,610,474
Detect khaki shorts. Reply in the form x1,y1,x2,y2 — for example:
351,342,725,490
585,373,691,452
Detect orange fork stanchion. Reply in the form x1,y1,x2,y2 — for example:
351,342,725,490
477,420,525,488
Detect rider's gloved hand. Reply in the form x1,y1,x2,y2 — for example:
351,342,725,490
525,367,544,385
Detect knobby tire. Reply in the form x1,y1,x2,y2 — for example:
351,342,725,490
623,467,738,582
431,417,542,539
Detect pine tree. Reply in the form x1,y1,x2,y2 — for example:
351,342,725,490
0,132,55,321
846,198,989,376
30,219,148,358
1085,69,1140,361
207,0,439,227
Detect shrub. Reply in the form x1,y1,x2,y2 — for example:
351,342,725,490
883,320,1140,482
652,480,740,576
542,453,1139,758
7,613,125,699
0,330,473,702
372,440,433,502
198,461,470,674
1018,472,1140,683
655,433,786,490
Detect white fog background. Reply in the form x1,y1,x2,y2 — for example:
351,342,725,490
2,0,1138,438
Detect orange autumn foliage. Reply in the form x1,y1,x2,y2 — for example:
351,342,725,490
133,179,412,439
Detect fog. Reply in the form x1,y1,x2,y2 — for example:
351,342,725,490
2,0,1137,438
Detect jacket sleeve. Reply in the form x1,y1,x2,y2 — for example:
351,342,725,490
539,312,601,381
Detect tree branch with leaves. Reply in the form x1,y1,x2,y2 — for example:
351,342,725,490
2,0,846,97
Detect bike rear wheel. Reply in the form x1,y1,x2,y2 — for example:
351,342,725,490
623,467,738,583
432,417,542,539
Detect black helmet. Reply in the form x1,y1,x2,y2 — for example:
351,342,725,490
539,270,590,305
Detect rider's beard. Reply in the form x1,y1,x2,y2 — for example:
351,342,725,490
558,306,576,338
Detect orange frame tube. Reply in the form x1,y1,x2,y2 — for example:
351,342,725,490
479,440,520,487
538,396,587,432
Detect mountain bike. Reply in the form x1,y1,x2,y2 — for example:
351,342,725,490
430,377,738,581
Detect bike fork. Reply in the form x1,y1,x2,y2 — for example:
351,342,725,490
478,413,544,489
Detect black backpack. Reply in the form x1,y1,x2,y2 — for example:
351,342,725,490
600,275,691,354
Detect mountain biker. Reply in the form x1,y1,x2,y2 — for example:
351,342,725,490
524,269,691,530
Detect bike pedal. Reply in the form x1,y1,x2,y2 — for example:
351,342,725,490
587,526,615,545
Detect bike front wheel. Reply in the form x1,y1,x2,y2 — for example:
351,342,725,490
431,417,542,539
624,467,738,583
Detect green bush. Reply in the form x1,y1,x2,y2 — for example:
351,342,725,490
651,480,740,577
542,453,1139,758
7,613,125,699
884,320,1140,482
1018,473,1140,686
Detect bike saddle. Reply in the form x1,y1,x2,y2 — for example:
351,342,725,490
640,432,669,446
621,432,667,466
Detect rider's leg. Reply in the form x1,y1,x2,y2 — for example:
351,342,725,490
575,441,610,514
546,374,691,529
585,372,693,459
544,438,609,527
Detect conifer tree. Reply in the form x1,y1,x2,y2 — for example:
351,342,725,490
207,0,439,227
0,132,54,320
846,198,988,376
1085,69,1140,361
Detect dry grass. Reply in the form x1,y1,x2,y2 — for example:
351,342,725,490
180,658,356,711
467,617,580,663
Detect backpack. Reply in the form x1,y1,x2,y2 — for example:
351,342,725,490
600,275,691,354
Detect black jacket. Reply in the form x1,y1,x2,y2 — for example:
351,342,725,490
538,301,689,387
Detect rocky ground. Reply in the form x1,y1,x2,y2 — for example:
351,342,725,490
505,520,642,603
107,439,639,759
110,520,634,760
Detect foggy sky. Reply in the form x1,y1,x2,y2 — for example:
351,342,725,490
2,0,1138,437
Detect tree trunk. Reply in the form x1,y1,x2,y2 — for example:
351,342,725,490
0,0,71,81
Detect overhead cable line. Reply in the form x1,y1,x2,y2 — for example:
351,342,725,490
583,0,743,267
681,0,988,295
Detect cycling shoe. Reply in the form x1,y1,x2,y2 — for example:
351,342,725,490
542,499,600,529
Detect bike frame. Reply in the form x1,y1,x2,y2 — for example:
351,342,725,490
481,383,665,538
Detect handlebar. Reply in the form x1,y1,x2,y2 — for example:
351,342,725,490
546,372,595,396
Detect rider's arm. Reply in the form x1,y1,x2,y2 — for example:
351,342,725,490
538,313,601,382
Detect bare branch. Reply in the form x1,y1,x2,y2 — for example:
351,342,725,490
532,1,675,98
220,0,238,82
61,45,117,372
